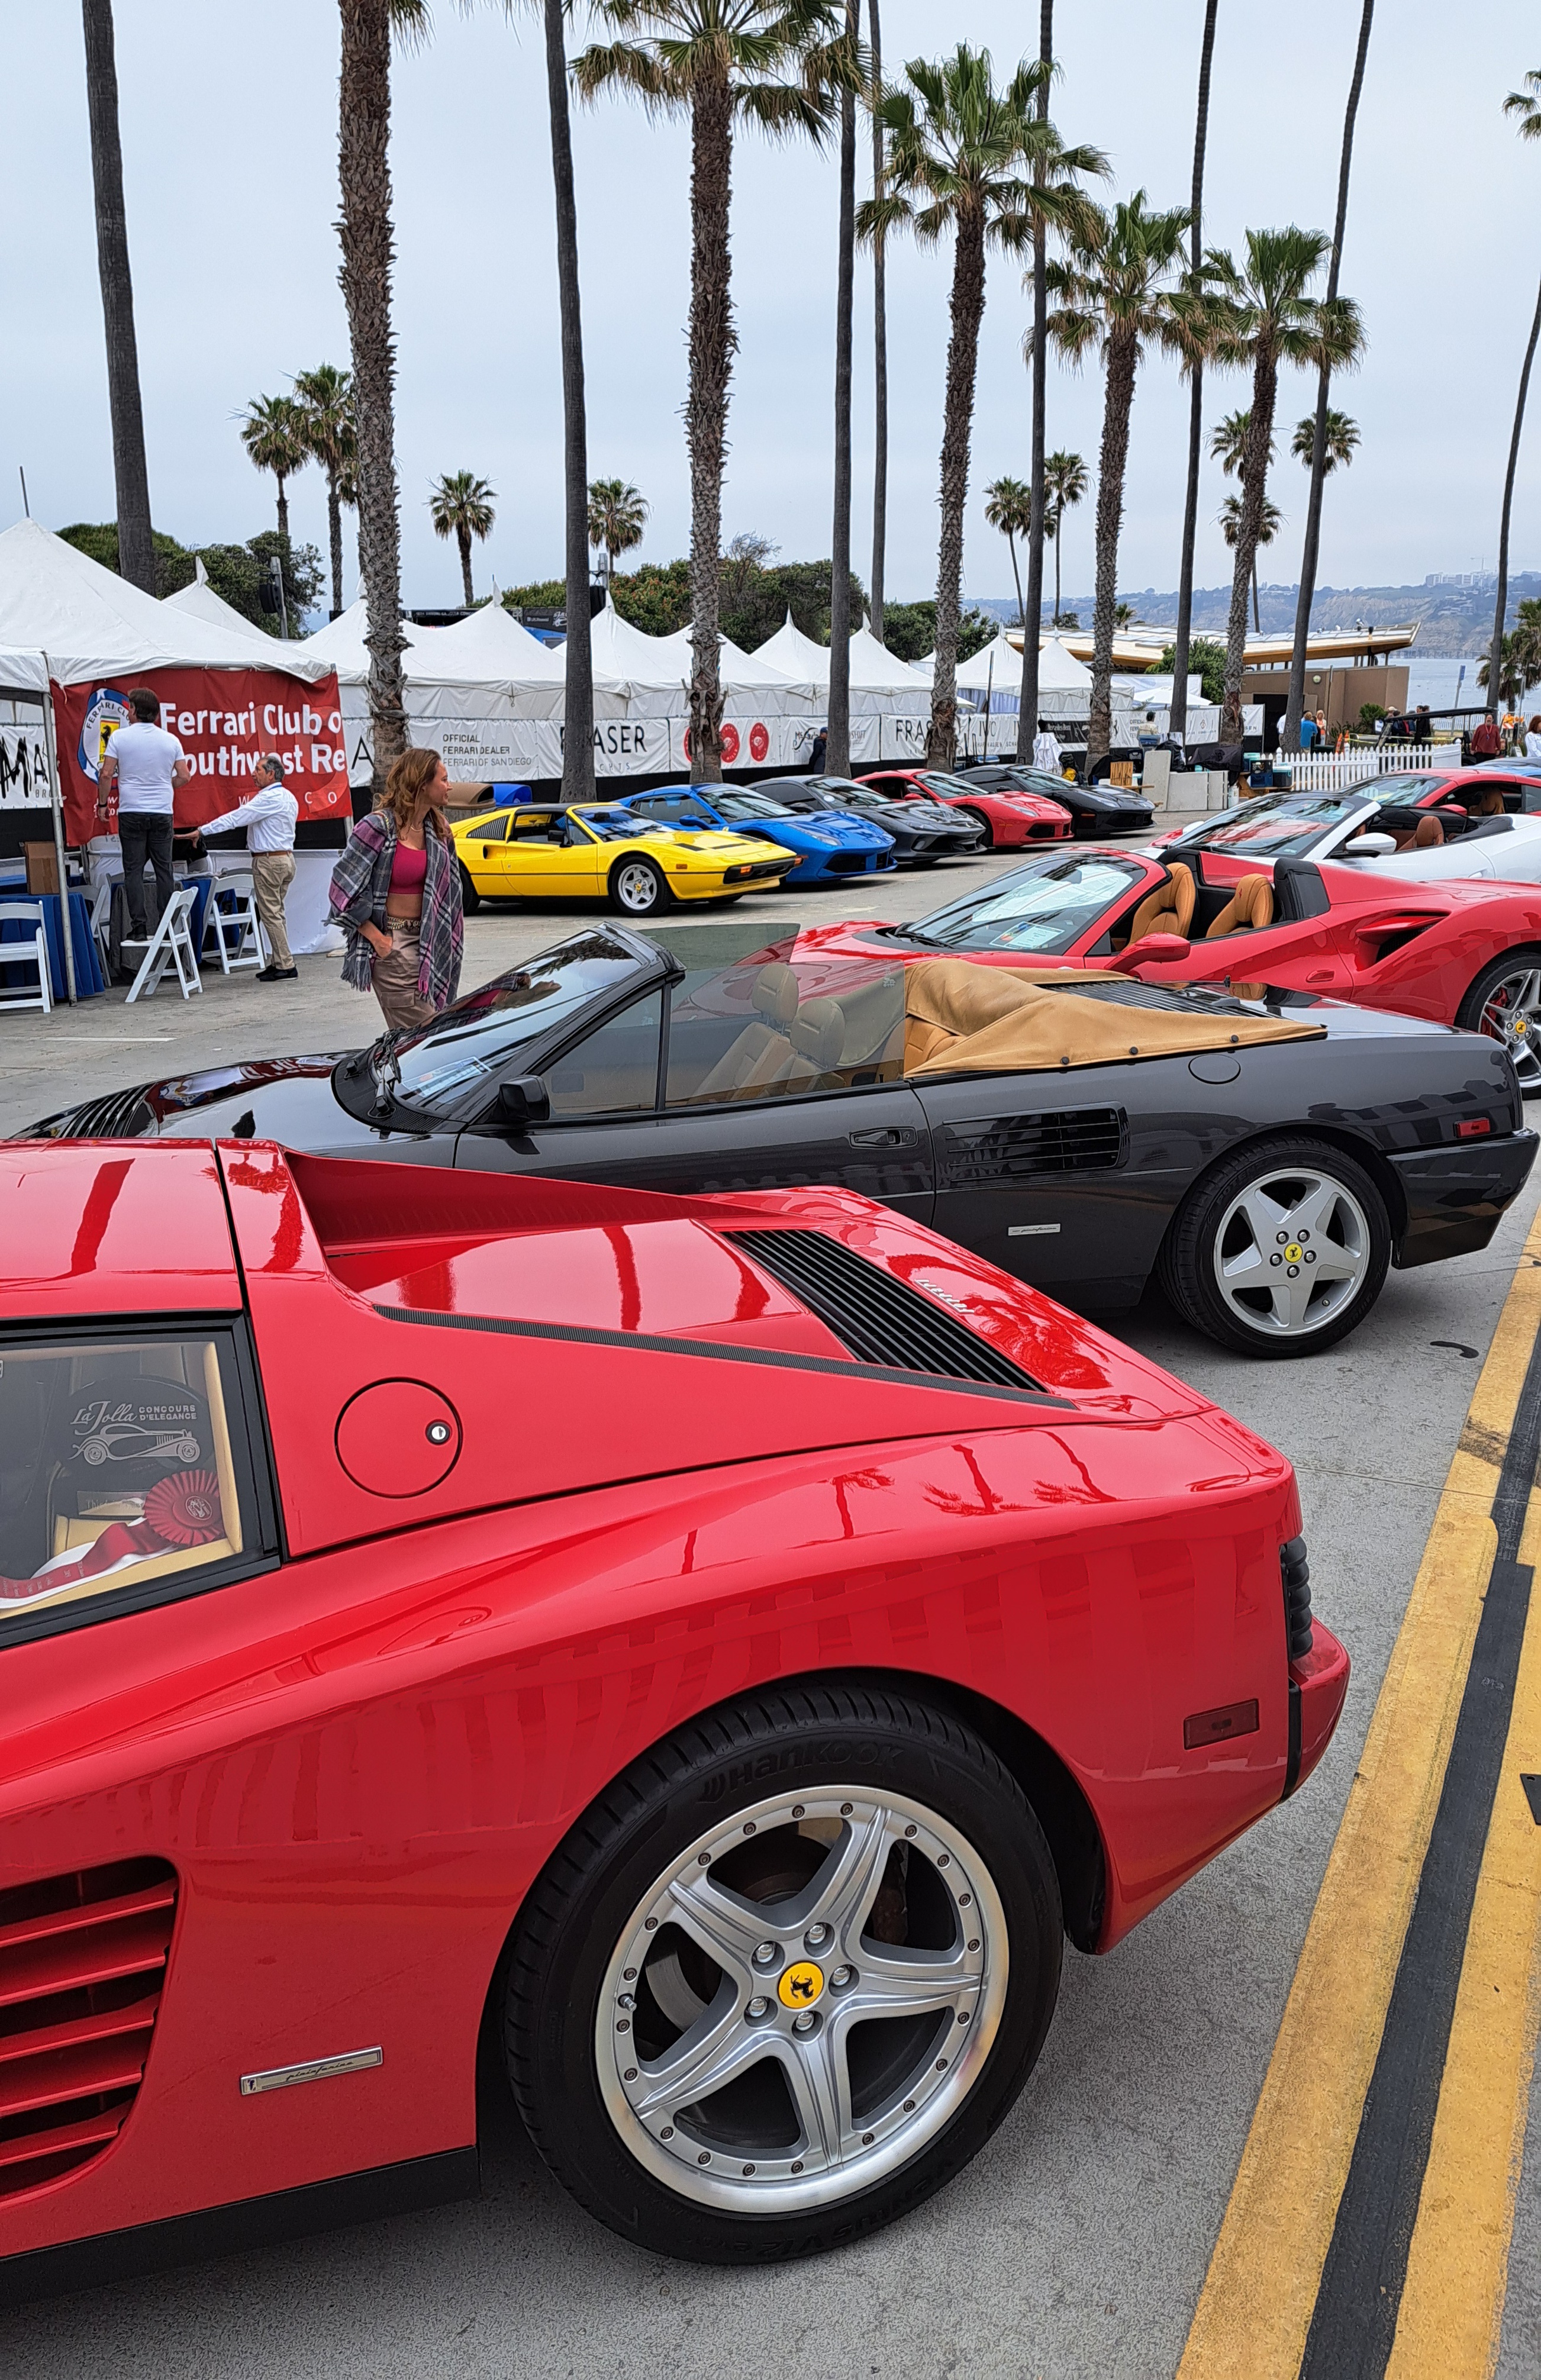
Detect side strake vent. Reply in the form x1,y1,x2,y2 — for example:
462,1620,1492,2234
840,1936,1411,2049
725,1228,1044,1393
0,1857,177,2200
939,1107,1125,1187
57,1086,156,1140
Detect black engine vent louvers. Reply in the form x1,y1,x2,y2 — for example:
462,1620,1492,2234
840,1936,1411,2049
1281,1535,1313,1661
940,1107,1125,1187
725,1228,1044,1393
63,1086,156,1139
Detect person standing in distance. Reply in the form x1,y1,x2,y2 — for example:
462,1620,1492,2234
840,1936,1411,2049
327,746,463,1031
193,753,300,981
94,688,191,942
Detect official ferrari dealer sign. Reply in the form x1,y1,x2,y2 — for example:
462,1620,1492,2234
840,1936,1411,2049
53,666,350,841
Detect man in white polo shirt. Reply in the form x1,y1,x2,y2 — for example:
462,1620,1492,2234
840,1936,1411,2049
194,752,300,981
95,687,191,941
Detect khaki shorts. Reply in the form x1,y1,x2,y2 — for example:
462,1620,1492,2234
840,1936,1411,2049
372,928,436,1031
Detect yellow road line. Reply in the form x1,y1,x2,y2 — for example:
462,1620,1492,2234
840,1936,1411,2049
1177,1210,1541,2380
1383,1477,1541,2379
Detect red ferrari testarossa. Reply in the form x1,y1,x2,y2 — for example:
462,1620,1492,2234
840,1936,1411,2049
0,1139,1345,2284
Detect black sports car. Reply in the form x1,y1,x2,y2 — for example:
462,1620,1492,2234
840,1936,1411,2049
25,921,1534,1357
761,775,985,863
959,765,1155,836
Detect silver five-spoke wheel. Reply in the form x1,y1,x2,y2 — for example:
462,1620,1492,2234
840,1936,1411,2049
1211,1165,1371,1340
612,858,666,915
595,1788,1007,2213
1474,964,1541,1093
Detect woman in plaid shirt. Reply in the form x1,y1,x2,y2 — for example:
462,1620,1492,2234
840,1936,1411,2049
328,747,465,1030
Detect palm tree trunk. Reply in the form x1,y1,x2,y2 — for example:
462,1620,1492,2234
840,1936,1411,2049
1220,347,1279,741
81,0,155,594
276,473,290,549
827,1,858,781
685,65,734,783
457,525,474,609
929,208,987,769
337,0,407,798
1169,0,1218,744
868,0,886,646
1488,272,1541,728
1053,520,1062,626
1087,327,1138,766
545,0,595,802
1014,0,1054,762
1285,0,1374,746
327,470,345,617
1007,531,1024,627
1252,557,1260,634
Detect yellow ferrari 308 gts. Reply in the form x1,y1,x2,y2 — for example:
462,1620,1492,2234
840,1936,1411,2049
452,802,796,918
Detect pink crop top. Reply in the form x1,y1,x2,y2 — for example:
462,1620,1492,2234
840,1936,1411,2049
389,842,427,896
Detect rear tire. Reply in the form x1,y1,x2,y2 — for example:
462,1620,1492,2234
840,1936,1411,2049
1455,947,1541,1095
1159,1134,1391,1356
504,1684,1062,2265
610,857,669,917
457,863,482,916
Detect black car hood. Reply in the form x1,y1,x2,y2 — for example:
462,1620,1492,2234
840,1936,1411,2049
25,1052,441,1154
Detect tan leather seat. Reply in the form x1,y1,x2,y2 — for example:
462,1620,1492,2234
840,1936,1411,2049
686,965,802,1102
1205,873,1274,937
1127,861,1196,944
789,996,846,1070
1413,814,1445,848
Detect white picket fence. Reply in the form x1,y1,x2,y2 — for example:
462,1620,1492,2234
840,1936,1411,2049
1266,743,1455,794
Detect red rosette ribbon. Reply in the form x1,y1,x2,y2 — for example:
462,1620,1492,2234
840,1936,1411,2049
143,1470,224,1547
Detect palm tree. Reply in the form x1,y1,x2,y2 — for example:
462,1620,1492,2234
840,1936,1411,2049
827,0,863,778
1485,69,1541,731
862,46,1069,767
587,480,650,579
1047,191,1192,765
868,0,887,643
337,0,425,795
1014,27,1107,759
1220,491,1282,631
1210,227,1363,740
576,2,846,783
1284,0,1374,746
1169,0,1220,744
239,394,310,549
1043,446,1085,626
294,363,357,618
1291,407,1358,473
982,475,1032,624
429,472,497,609
1210,405,1273,482
541,0,596,802
81,0,155,592
1113,601,1136,628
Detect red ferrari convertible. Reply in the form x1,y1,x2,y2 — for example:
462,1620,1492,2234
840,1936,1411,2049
0,1140,1345,2285
804,844,1541,1091
857,767,1073,849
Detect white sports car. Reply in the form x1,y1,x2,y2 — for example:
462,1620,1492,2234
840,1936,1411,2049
1335,811,1541,884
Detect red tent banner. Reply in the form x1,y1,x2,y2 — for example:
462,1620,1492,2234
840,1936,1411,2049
52,667,350,843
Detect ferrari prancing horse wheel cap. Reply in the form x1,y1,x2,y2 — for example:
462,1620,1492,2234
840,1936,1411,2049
776,1959,824,2009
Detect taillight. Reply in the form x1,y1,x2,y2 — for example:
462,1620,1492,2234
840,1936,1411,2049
1281,1536,1313,1660
1456,1117,1493,1139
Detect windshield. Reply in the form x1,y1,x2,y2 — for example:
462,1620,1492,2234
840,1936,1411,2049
577,808,673,842
915,773,973,798
363,930,656,1112
713,790,795,820
899,853,1147,953
1168,776,1455,857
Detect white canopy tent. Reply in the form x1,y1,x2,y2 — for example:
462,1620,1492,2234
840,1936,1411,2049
162,559,281,647
750,613,930,764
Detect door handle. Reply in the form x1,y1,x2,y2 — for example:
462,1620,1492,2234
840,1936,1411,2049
847,1127,917,1149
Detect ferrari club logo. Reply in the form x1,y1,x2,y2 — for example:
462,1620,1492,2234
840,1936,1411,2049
77,685,131,784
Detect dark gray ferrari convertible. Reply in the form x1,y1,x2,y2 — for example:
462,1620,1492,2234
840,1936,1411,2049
25,920,1534,1356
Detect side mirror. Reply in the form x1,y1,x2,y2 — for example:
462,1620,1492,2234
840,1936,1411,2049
497,1075,550,1126
1111,932,1191,972
1344,832,1396,856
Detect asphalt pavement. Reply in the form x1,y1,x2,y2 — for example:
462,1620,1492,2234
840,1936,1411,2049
1,830,1537,2378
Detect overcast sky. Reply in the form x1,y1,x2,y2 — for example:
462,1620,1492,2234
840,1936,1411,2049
7,0,1539,618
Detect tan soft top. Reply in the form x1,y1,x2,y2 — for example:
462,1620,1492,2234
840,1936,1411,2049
902,958,1324,1076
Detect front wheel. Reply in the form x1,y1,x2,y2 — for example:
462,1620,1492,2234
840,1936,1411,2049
1455,947,1541,1095
958,808,995,852
504,1685,1062,2264
1159,1135,1391,1356
611,857,668,916
457,862,482,916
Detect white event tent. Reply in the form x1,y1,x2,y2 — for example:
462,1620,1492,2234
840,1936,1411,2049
752,613,930,764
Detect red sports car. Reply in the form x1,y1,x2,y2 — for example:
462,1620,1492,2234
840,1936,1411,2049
857,767,1073,849
0,1140,1345,2284
804,844,1541,1092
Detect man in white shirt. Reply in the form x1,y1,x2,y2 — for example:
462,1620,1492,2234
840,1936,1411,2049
195,753,300,980
1032,724,1063,776
95,687,191,940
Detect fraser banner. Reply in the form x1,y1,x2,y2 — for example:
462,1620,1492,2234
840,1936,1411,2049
53,667,350,842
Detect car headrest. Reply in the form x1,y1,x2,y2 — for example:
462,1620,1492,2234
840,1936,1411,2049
789,997,845,1066
754,964,800,1025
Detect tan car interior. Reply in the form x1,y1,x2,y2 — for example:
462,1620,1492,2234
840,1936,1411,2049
1204,873,1275,937
679,964,905,1105
1123,860,1196,946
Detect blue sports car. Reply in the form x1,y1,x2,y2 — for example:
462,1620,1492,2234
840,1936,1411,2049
620,783,897,883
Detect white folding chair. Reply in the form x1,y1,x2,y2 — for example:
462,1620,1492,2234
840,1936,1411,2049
0,901,52,1015
124,886,202,1005
87,873,117,978
202,872,266,974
